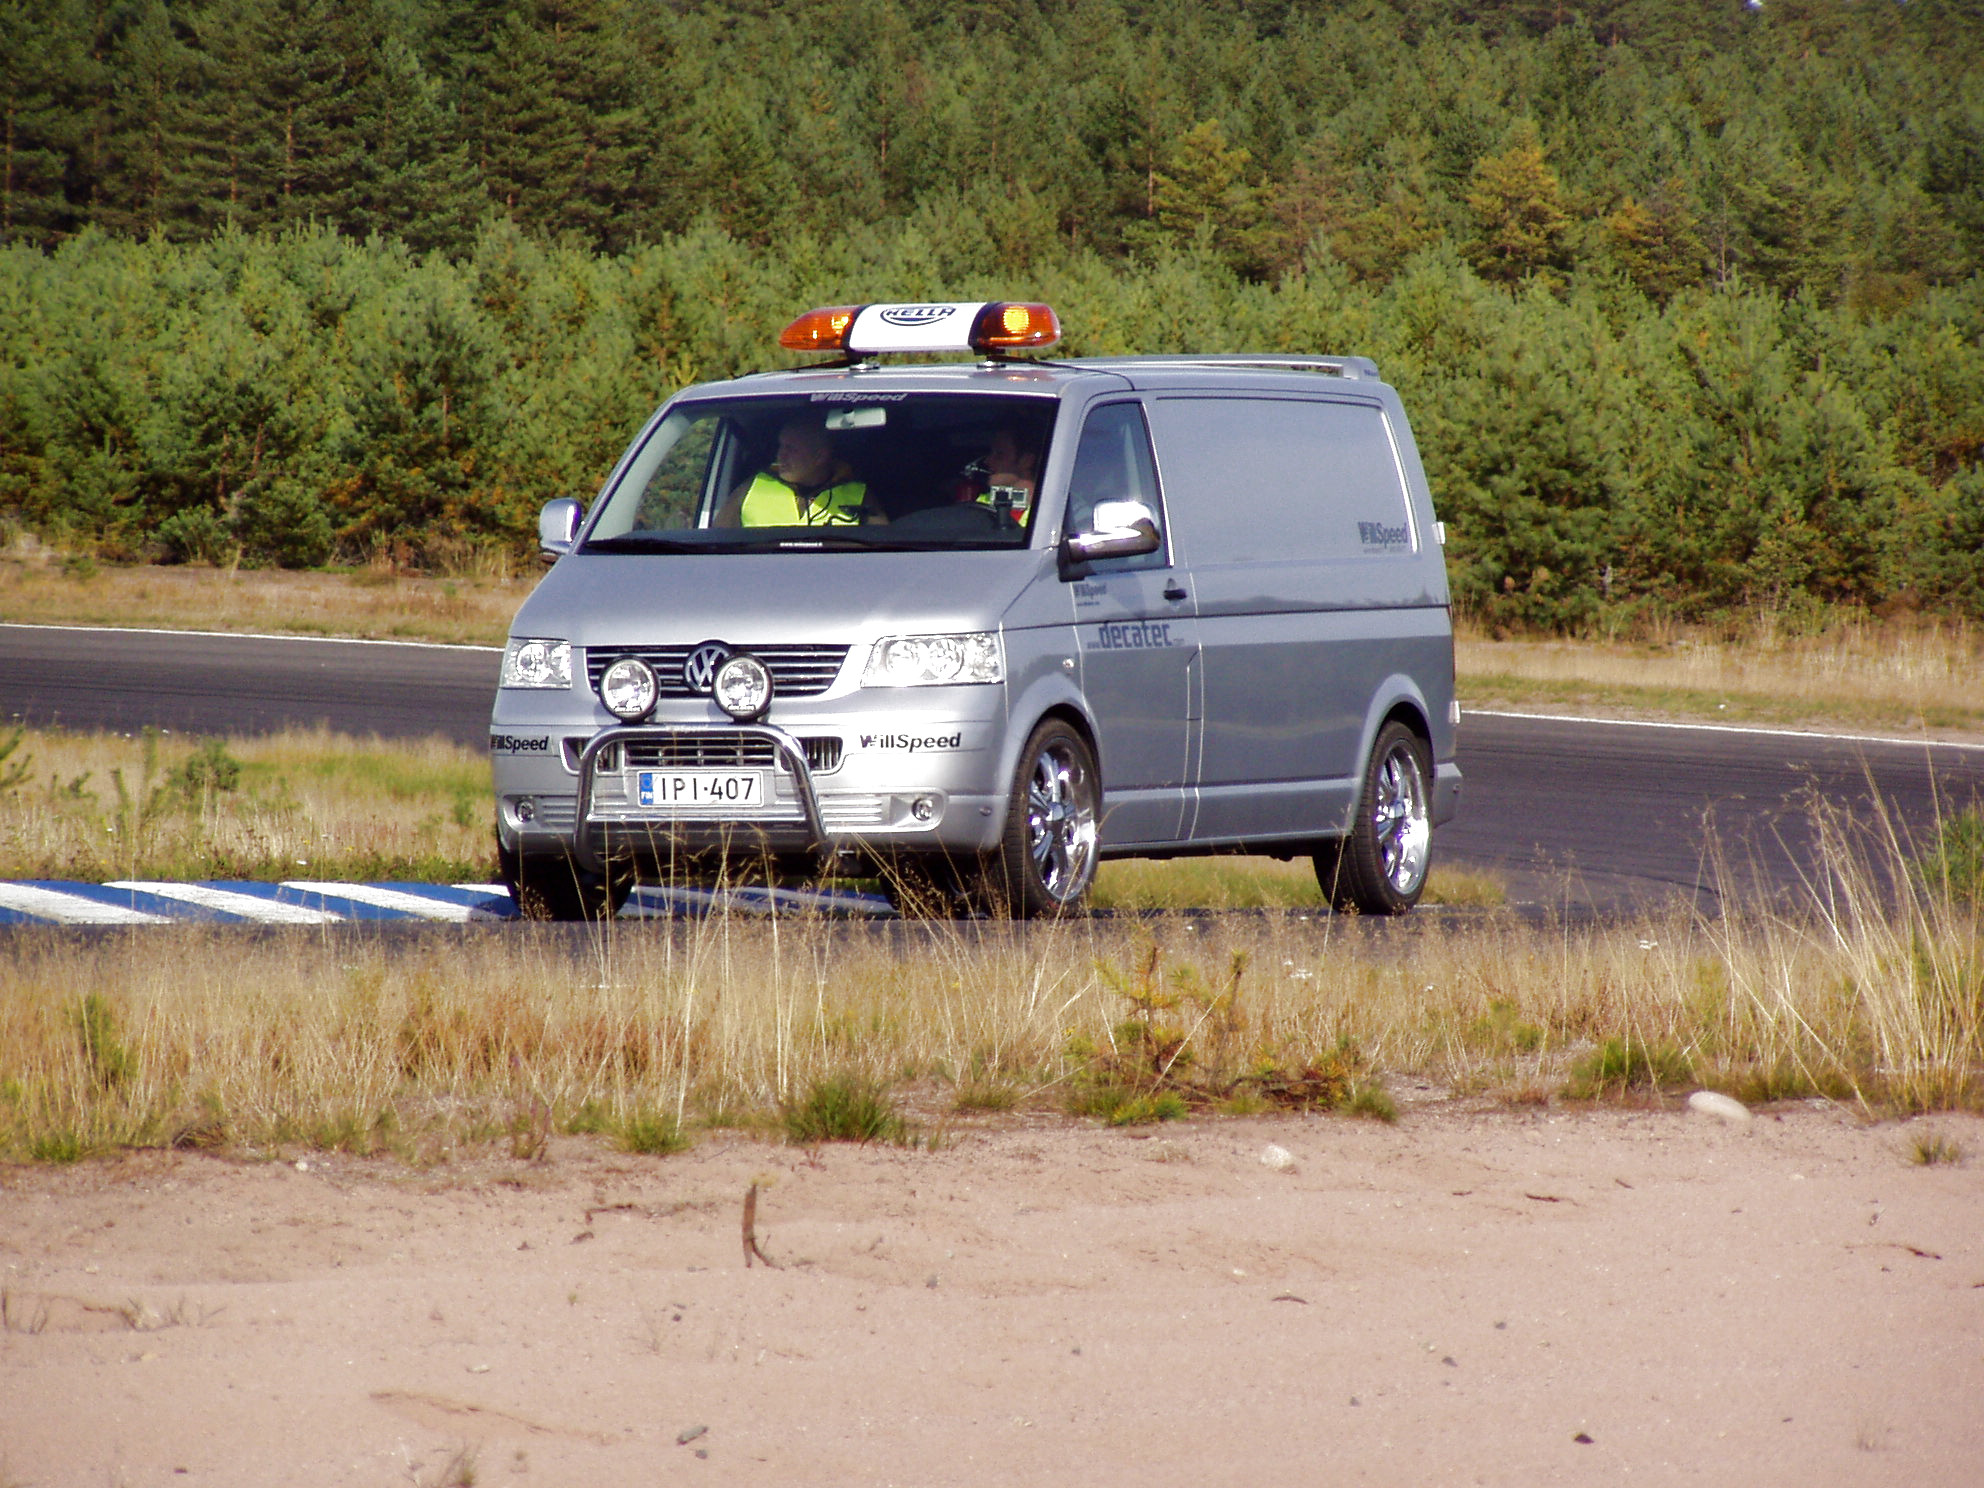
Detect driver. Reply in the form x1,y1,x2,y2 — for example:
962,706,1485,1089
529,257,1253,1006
714,417,877,527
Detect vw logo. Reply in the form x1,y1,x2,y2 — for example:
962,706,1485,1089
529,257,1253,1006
682,642,732,694
877,304,957,327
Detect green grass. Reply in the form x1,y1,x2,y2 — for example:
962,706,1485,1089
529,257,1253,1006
781,1078,910,1145
1915,805,1984,909
0,725,493,882
951,1080,1021,1113
1092,855,1505,912
1563,1037,1694,1099
1346,1082,1399,1123
615,1107,691,1156
1905,1129,1965,1166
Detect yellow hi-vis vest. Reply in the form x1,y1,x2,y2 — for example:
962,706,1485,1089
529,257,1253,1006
738,472,866,526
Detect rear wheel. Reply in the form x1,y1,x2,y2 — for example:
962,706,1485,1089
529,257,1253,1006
984,719,1099,918
1316,721,1432,915
499,839,632,922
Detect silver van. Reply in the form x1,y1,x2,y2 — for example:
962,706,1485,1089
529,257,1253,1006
490,301,1460,918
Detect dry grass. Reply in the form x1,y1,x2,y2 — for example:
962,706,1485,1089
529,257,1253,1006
0,542,526,647
3,816,1976,1162
1458,612,1984,737
0,725,492,882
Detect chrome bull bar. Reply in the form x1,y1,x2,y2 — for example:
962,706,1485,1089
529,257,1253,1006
571,723,828,873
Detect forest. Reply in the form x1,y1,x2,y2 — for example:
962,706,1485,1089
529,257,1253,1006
2,0,1982,630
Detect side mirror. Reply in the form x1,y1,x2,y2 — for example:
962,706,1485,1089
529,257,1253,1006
538,498,583,561
1061,499,1161,569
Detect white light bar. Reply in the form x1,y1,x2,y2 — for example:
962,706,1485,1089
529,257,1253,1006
845,302,987,354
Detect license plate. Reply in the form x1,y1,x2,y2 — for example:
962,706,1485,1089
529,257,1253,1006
638,771,766,808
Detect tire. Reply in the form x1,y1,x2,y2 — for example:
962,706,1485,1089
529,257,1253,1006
1317,721,1432,915
499,838,632,922
984,719,1100,918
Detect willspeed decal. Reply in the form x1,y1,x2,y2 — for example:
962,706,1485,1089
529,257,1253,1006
859,732,962,752
1092,620,1176,650
810,390,907,403
1358,520,1411,550
490,733,552,754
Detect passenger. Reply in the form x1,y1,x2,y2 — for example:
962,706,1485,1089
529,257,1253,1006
955,425,1040,519
714,418,877,527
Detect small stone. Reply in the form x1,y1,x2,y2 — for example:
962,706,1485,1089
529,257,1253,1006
1687,1091,1752,1124
1573,1432,1594,1444
1260,1144,1295,1171
676,1425,708,1446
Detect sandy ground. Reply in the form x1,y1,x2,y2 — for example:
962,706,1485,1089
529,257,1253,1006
2,1102,1981,1488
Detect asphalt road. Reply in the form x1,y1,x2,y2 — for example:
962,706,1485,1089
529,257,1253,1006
1444,711,1984,911
2,623,500,746
8,623,1982,911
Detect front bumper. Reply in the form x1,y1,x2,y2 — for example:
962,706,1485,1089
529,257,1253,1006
499,720,1004,871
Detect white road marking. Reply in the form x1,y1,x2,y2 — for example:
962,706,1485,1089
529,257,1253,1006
1466,709,1984,753
0,621,499,653
282,882,478,921
107,881,342,923
0,885,167,924
0,878,892,925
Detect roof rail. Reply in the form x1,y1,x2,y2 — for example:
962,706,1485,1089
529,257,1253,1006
1071,353,1382,381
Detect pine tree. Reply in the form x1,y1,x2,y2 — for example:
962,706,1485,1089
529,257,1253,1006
1602,181,1708,303
1463,121,1573,286
1148,119,1262,268
474,0,646,250
0,0,93,244
93,0,203,238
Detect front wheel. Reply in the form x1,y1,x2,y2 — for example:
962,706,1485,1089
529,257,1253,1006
984,719,1100,918
1316,721,1432,915
499,838,633,922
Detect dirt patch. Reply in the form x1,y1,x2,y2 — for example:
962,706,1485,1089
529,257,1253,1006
2,1106,1980,1485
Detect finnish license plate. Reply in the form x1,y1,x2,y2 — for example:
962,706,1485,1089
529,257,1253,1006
638,771,766,807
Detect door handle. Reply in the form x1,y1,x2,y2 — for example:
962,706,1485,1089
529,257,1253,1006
1163,583,1188,602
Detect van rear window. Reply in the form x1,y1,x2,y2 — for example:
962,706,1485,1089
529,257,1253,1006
1148,397,1415,566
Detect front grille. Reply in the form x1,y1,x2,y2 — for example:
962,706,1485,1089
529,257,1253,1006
625,735,777,770
584,644,850,700
595,733,842,774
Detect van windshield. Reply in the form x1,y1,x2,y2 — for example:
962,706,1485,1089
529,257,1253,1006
581,393,1056,553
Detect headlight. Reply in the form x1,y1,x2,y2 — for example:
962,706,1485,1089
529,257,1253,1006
501,638,572,689
862,632,1004,687
599,657,658,720
712,653,773,720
